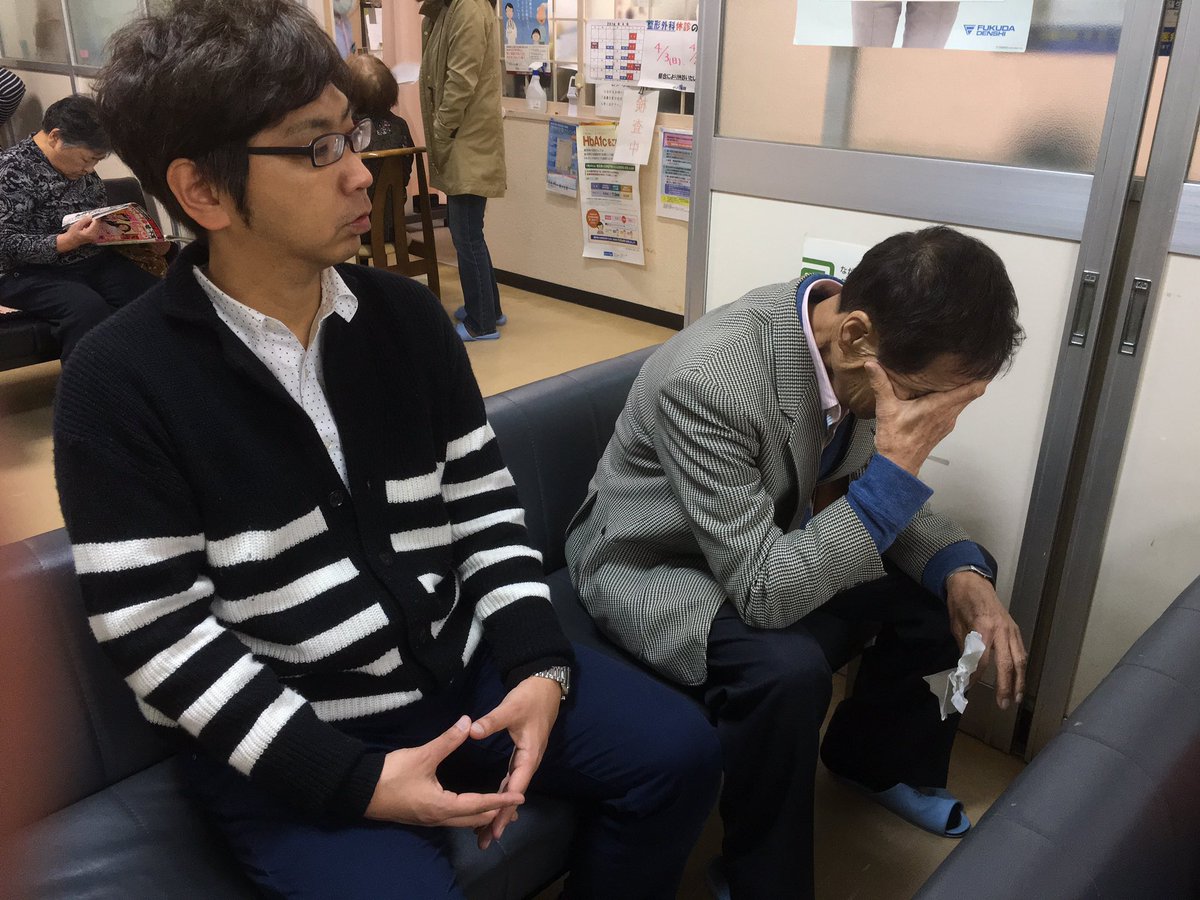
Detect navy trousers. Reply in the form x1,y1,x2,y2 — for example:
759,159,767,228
0,251,159,360
181,644,721,899
446,194,503,335
704,559,982,900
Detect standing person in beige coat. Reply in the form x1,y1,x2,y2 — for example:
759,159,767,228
419,0,508,340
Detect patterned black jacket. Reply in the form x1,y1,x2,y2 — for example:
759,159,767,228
0,135,105,276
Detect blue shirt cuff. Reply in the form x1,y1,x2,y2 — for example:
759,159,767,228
922,540,993,601
845,454,933,553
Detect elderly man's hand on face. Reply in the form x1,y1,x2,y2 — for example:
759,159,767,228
866,360,988,477
946,570,1027,711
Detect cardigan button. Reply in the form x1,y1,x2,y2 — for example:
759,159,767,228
328,489,345,508
378,551,392,567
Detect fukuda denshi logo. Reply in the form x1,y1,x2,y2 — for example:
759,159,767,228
963,24,1018,36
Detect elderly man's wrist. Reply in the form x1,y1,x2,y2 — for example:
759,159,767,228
946,564,993,590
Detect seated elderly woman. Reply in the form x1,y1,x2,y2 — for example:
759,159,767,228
346,53,415,245
0,95,160,360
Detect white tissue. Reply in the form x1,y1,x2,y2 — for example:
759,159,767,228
923,631,986,721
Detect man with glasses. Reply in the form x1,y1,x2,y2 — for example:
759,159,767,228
0,94,160,360
53,2,720,898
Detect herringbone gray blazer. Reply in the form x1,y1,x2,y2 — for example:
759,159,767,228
565,279,972,686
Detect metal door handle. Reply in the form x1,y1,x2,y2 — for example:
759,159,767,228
1069,270,1100,347
1118,277,1152,356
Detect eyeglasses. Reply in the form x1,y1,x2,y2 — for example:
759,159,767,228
246,119,373,168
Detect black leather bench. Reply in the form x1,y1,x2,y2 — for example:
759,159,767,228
0,177,153,372
0,348,661,899
915,574,1200,899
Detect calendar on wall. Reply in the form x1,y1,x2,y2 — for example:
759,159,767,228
585,19,647,83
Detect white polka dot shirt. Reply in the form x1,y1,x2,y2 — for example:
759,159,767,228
193,265,357,487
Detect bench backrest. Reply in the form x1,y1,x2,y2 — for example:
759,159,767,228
484,347,653,574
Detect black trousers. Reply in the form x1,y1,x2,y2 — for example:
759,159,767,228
0,251,160,360
703,557,992,900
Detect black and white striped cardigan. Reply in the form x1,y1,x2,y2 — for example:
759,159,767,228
53,242,572,818
0,67,25,127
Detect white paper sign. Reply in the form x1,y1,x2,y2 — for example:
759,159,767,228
595,81,625,117
613,88,658,166
576,122,645,266
639,19,698,92
799,237,868,281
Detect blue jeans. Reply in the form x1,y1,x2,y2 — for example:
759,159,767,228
181,644,721,899
446,194,503,334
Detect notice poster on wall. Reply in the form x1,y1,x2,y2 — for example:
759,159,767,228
794,0,1033,53
595,81,626,117
613,87,659,166
640,19,698,91
576,122,645,266
503,0,551,72
547,118,579,197
799,236,869,281
657,128,693,221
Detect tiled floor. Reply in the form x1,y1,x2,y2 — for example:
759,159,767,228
594,665,1025,900
0,261,1023,898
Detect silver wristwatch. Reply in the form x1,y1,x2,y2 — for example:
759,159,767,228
531,665,571,700
946,564,994,585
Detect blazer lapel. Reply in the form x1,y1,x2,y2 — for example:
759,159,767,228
770,278,831,524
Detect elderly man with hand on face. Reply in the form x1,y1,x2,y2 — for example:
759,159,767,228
568,226,1029,900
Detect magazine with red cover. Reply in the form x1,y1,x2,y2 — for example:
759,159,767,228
61,202,166,245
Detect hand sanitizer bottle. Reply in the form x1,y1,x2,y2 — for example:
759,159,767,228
566,75,578,117
526,62,547,113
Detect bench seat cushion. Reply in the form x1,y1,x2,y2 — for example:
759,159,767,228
11,754,578,900
0,308,58,371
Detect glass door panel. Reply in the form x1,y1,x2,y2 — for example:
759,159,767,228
718,0,1127,172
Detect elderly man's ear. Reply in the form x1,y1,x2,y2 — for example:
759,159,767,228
837,311,880,366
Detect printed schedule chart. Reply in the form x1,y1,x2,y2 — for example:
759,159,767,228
586,19,647,83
